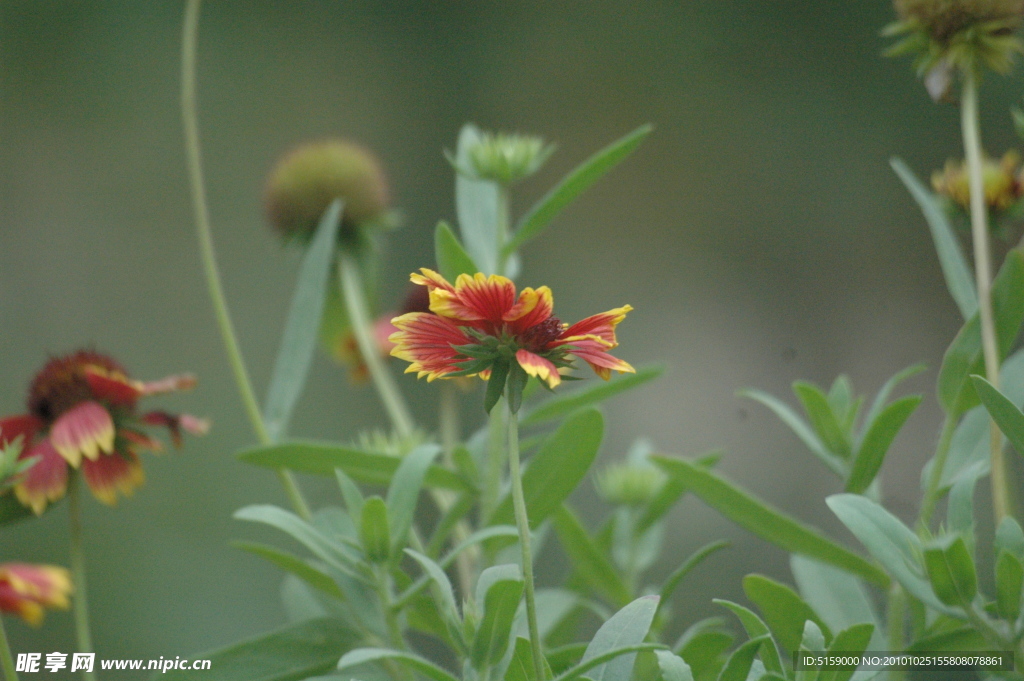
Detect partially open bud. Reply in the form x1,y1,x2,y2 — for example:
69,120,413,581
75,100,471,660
595,462,665,507
465,132,554,185
264,140,390,245
932,150,1023,211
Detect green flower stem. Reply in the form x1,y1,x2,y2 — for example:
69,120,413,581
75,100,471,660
919,415,956,530
886,583,905,681
439,383,474,595
483,402,506,521
0,615,18,681
337,254,415,439
496,185,511,276
180,0,311,520
506,398,546,681
68,480,96,681
961,68,1011,524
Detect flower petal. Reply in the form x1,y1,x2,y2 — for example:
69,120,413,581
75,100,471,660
49,401,115,465
561,305,633,347
566,338,636,380
14,439,68,515
83,366,143,406
410,268,456,293
0,414,43,448
0,563,72,626
140,411,210,447
81,452,145,506
430,272,518,324
515,349,561,388
389,312,474,381
507,286,554,332
139,373,197,396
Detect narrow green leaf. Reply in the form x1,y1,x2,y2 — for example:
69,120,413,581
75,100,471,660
653,456,889,587
359,496,390,563
826,494,956,615
334,468,364,520
820,623,875,681
490,409,604,529
552,644,667,681
655,651,694,681
156,617,359,681
906,626,987,652
793,382,851,458
995,550,1023,620
435,220,478,282
743,574,832,653
504,124,652,256
231,540,343,600
676,624,733,680
472,565,525,669
790,556,882,648
846,395,921,494
738,389,844,476
507,360,529,414
712,600,783,676
263,200,343,442
859,364,926,446
234,505,359,577
505,637,540,681
716,636,767,681
923,534,977,607
237,441,471,492
455,124,500,275
337,648,459,681
580,595,659,681
971,375,1024,457
890,158,977,320
996,516,1024,559
553,504,632,608
657,540,729,615
385,444,442,552
635,450,721,535
486,360,510,414
520,365,665,426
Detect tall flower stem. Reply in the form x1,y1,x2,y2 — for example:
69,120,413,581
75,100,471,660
180,0,310,520
961,67,1011,523
505,399,545,681
68,480,96,681
919,415,957,530
338,254,416,439
0,615,19,681
439,384,475,594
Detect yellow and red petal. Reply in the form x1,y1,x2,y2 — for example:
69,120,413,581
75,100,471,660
507,286,554,332
82,365,143,406
430,272,518,324
566,338,636,380
0,563,72,626
81,451,144,506
48,401,115,465
0,414,43,448
140,411,209,448
389,312,473,380
560,305,633,347
410,268,455,293
14,439,68,515
515,349,561,388
120,428,165,454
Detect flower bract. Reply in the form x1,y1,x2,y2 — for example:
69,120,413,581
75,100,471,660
0,350,209,514
0,563,71,626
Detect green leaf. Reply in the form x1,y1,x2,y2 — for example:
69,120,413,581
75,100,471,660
237,441,471,492
712,600,783,676
743,574,832,653
505,637,542,681
234,505,360,577
906,626,987,652
385,444,442,552
996,516,1024,559
507,359,529,414
334,468,364,519
971,375,1024,457
995,549,1023,620
553,504,632,608
923,534,977,607
790,556,882,648
793,381,851,458
858,364,926,446
826,494,956,615
716,636,767,681
657,540,729,616
504,124,652,257
337,648,459,681
636,451,721,535
472,564,525,670
552,644,667,681
738,388,843,476
821,623,875,681
231,540,343,600
655,651,694,681
155,617,359,681
653,456,888,587
676,622,733,680
455,124,501,275
890,158,977,320
491,409,604,529
520,365,665,426
263,200,343,442
486,359,511,414
359,496,390,563
580,595,659,681
846,395,921,494
434,220,479,282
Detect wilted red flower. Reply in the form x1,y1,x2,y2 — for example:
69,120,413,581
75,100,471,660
0,563,71,626
0,350,208,514
389,269,634,390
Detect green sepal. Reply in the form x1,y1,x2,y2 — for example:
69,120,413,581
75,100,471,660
506,359,529,414
359,496,391,564
485,359,510,413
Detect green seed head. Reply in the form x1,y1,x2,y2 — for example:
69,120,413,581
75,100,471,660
466,132,553,185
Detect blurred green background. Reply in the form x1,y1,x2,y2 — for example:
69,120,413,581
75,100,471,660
3,1,1023,676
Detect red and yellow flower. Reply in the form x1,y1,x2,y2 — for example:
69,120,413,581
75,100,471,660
0,350,209,514
389,269,634,395
0,563,71,626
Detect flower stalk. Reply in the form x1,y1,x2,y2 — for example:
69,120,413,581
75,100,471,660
68,480,96,681
0,614,18,681
961,67,1011,523
180,0,310,519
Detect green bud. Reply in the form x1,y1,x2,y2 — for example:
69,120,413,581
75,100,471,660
595,462,665,507
264,139,390,245
465,131,554,185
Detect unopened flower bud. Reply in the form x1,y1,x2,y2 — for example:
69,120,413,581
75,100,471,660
595,462,665,507
932,150,1023,211
466,132,553,185
264,140,390,245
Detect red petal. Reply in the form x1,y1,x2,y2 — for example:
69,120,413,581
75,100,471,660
389,312,475,380
83,367,142,406
430,273,517,325
140,411,208,447
515,349,561,388
49,401,115,465
0,415,42,448
507,287,554,333
561,305,633,347
81,452,144,506
14,439,68,515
